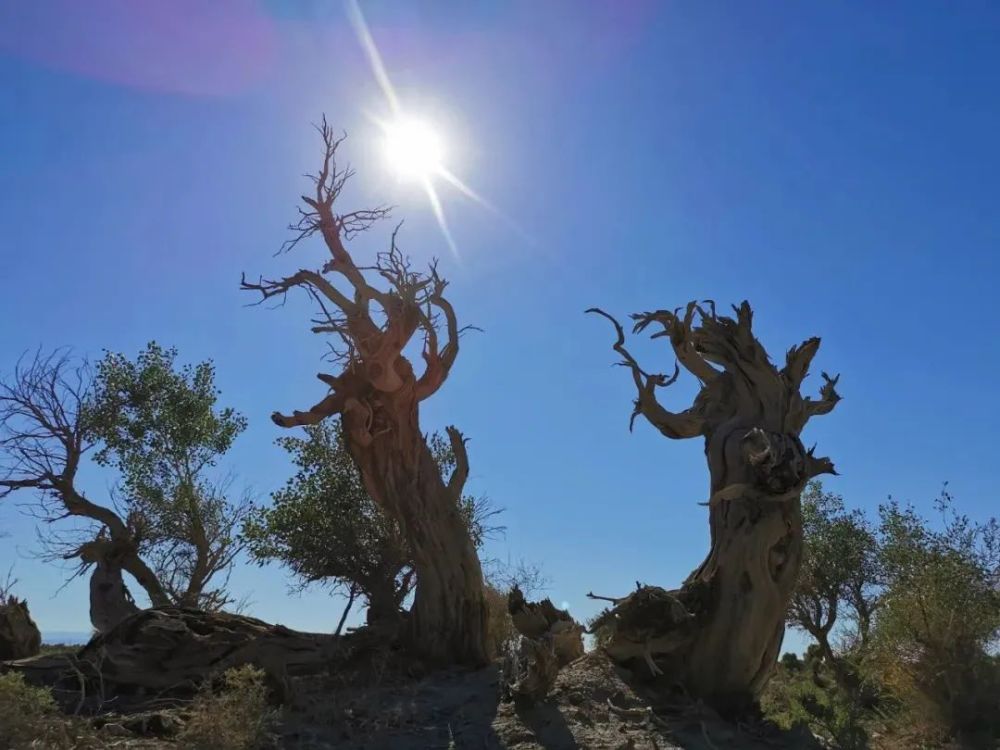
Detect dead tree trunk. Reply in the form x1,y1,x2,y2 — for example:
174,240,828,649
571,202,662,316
242,118,488,666
589,301,841,713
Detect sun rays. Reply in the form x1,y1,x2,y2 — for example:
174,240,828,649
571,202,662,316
345,0,517,259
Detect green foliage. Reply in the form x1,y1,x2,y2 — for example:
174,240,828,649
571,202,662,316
768,482,1000,747
762,650,869,750
869,488,1000,741
88,341,246,500
243,419,500,625
790,482,880,652
86,342,252,608
177,665,278,750
243,420,409,622
0,672,98,750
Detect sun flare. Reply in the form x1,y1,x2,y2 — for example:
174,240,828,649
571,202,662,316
381,117,445,182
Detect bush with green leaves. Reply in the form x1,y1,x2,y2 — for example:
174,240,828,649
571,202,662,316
87,342,253,610
772,482,1000,747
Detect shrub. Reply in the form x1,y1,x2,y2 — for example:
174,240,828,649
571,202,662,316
868,495,1000,743
177,665,279,750
761,652,869,750
0,672,98,750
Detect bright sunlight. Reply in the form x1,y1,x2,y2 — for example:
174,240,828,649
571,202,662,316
381,117,445,182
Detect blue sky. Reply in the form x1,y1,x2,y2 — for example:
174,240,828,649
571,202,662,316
1,1,999,652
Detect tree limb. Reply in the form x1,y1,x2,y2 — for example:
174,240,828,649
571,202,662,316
587,308,705,439
444,425,469,501
632,301,721,384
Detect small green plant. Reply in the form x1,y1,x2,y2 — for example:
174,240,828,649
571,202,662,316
0,671,97,750
177,664,279,750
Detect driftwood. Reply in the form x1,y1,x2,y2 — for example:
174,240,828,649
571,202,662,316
590,301,840,713
502,586,584,704
0,597,41,660
1,607,340,713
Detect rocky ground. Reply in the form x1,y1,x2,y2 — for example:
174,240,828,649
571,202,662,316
58,651,820,750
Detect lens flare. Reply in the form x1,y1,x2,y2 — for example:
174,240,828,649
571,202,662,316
382,117,445,182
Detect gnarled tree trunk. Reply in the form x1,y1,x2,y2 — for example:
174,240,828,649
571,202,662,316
242,118,488,666
342,386,487,664
590,301,841,713
683,450,805,705
88,560,141,634
77,536,154,634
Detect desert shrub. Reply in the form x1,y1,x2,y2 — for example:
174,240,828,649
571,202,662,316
868,494,1000,744
0,672,98,750
761,650,869,750
177,665,278,750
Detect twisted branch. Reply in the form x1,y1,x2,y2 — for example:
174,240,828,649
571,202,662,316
587,308,704,438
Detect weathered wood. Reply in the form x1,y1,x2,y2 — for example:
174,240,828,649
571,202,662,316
590,301,841,713
0,597,41,660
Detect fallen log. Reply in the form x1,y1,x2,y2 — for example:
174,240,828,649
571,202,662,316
1,607,341,713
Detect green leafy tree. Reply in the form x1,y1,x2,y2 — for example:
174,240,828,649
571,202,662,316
0,344,251,630
788,481,880,687
86,342,251,610
243,419,500,632
869,487,1000,742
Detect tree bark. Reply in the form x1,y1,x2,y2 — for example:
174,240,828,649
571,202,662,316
77,536,158,633
681,463,804,709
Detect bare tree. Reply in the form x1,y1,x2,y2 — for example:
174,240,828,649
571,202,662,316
241,119,489,665
589,301,841,712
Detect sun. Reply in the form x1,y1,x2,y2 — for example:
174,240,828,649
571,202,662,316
381,117,445,182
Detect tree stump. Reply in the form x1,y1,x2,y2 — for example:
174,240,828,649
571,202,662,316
0,597,41,660
502,586,584,704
